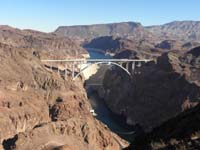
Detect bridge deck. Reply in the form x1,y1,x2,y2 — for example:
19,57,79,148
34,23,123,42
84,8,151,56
41,59,152,62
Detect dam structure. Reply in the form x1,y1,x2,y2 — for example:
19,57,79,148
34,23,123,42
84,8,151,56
41,58,152,80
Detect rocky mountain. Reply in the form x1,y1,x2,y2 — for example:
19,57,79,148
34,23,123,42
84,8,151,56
155,40,183,50
54,21,200,62
147,21,200,42
84,36,156,52
84,36,124,52
83,36,184,59
55,21,200,43
102,46,200,132
0,25,88,59
55,22,155,41
1,21,200,150
0,26,129,149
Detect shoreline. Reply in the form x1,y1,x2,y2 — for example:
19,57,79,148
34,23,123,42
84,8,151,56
84,47,106,54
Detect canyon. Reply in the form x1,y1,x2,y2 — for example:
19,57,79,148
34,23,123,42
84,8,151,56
103,47,200,131
55,21,200,149
0,20,200,150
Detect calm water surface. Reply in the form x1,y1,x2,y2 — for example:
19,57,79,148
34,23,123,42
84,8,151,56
85,48,135,142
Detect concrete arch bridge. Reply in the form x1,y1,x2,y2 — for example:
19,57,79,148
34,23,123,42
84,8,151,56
41,59,152,80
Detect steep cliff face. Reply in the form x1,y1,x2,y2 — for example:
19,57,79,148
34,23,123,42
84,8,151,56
103,47,200,132
83,36,124,52
0,42,128,149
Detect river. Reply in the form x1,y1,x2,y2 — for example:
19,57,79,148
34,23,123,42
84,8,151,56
85,48,135,142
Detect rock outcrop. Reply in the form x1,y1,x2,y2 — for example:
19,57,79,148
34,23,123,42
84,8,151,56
84,36,125,52
155,40,182,50
103,47,200,132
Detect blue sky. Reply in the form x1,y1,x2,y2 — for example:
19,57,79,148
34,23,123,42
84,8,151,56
0,0,200,32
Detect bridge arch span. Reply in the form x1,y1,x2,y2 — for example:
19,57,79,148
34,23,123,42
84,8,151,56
73,61,131,80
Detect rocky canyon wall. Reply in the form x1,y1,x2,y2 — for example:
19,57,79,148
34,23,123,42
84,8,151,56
103,47,200,132
0,27,128,150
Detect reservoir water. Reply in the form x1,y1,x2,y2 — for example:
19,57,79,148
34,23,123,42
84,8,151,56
85,48,135,141
86,48,111,59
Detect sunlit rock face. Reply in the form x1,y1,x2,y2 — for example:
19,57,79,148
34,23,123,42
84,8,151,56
0,25,88,60
55,21,200,42
0,29,128,149
147,21,200,41
55,22,154,40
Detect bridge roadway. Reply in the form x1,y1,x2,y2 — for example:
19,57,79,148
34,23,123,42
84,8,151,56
41,58,152,62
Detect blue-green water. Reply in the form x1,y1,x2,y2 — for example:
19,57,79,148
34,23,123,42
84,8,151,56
86,49,111,59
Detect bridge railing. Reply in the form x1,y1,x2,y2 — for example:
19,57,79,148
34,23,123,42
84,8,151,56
41,58,153,62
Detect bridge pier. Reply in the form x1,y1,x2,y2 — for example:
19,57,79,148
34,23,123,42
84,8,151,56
131,62,135,74
65,64,68,79
137,61,141,67
57,64,60,75
126,62,129,71
72,62,75,78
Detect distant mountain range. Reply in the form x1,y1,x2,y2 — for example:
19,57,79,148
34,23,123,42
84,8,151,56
147,21,200,41
55,22,154,41
55,21,200,42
